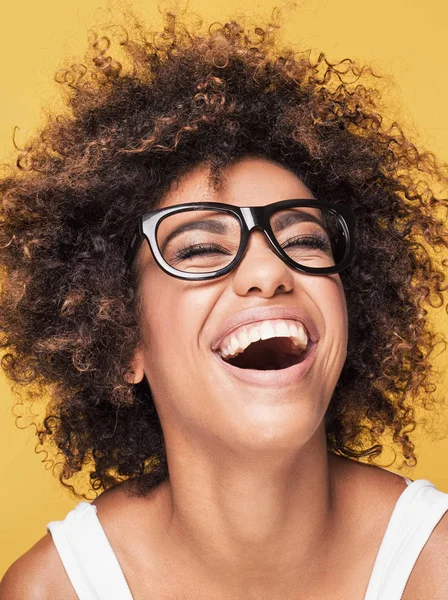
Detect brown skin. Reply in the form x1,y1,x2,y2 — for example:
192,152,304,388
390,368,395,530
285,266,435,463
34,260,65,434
6,459,448,600
3,157,445,600
125,156,350,596
96,455,406,599
1,10,448,504
91,463,448,600
1,10,448,599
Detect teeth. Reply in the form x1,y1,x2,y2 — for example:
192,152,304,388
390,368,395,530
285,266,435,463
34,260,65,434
230,335,239,353
248,328,261,343
275,322,290,337
260,322,276,340
217,319,309,360
289,323,308,347
239,330,250,348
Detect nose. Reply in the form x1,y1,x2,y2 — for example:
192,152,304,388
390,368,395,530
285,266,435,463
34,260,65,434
231,228,295,297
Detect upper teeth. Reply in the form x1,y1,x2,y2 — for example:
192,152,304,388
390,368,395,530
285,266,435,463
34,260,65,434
218,319,309,360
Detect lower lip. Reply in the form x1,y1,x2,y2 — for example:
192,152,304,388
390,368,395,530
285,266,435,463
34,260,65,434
211,341,318,387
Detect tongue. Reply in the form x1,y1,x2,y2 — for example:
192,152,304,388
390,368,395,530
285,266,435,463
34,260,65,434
226,337,304,370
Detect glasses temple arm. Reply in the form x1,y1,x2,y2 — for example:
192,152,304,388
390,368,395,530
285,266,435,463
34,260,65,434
125,223,143,268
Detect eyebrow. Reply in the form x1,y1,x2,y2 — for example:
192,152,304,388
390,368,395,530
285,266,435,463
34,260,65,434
160,218,228,253
160,208,325,253
271,210,324,231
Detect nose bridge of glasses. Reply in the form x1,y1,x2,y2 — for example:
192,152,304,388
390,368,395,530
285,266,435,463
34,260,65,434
240,206,258,230
239,206,279,256
240,205,274,235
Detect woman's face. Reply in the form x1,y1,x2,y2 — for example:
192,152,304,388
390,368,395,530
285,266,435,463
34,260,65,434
129,157,348,453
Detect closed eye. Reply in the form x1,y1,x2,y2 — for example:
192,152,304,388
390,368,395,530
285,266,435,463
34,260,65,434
174,243,233,260
282,234,330,250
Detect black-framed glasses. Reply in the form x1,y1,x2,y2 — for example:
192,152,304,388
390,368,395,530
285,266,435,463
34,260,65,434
124,199,356,280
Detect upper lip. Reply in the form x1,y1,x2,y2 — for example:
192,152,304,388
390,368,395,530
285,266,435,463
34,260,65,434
210,305,319,352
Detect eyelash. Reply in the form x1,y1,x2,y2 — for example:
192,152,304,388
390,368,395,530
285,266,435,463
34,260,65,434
173,233,331,260
283,233,331,250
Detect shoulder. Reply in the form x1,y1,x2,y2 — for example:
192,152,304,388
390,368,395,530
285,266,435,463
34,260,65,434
402,502,448,599
336,456,448,598
0,532,77,600
0,486,136,600
329,452,410,515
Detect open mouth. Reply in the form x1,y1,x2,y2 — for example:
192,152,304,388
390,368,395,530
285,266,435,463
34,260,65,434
219,336,311,371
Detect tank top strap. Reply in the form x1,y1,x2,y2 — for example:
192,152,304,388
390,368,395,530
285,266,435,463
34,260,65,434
47,501,134,600
364,479,448,600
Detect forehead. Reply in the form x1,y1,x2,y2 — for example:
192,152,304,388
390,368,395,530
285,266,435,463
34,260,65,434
158,157,315,209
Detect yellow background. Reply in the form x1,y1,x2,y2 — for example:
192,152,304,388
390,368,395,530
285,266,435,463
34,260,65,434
1,0,448,577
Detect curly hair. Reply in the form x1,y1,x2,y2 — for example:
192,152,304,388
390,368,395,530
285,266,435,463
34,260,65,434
1,5,448,500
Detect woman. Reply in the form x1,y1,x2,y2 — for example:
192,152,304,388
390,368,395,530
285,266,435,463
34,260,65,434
0,6,448,599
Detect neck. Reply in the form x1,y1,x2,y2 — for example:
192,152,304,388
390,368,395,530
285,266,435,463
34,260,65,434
154,430,346,595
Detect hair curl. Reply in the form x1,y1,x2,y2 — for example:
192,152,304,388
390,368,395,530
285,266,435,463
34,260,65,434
1,5,448,499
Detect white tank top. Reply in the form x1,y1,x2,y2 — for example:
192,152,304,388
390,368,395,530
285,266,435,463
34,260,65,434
46,476,448,599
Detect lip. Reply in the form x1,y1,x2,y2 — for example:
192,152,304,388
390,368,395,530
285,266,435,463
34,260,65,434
212,339,318,387
210,305,319,352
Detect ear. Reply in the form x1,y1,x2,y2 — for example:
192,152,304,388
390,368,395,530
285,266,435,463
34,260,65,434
125,344,146,384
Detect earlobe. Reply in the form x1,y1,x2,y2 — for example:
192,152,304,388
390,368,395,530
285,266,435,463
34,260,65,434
128,364,145,384
125,349,146,384
125,368,145,384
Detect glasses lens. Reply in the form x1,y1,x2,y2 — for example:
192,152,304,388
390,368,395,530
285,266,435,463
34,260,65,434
156,205,346,274
269,206,343,268
157,209,240,273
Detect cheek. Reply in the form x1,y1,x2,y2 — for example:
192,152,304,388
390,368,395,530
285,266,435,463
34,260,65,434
137,270,182,353
332,278,348,330
138,270,210,360
325,281,349,375
313,276,348,344
312,278,348,399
